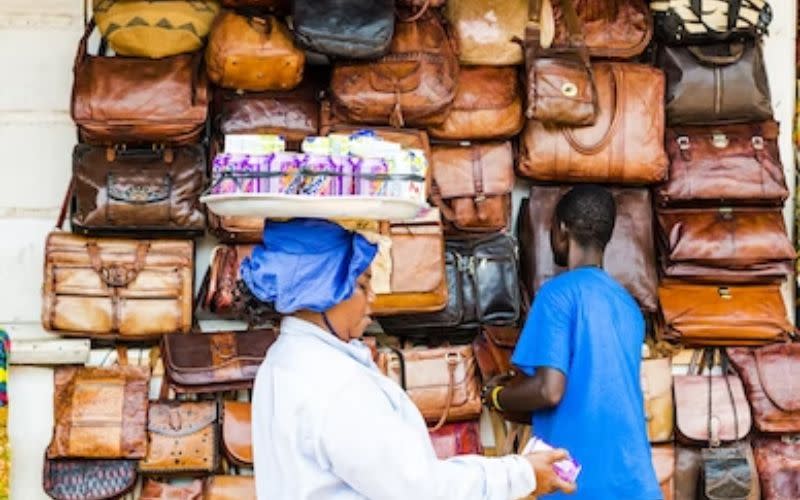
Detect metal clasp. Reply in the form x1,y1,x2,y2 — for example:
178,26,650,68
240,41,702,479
711,133,729,149
752,136,765,150
561,82,578,97
718,287,732,300
677,136,691,150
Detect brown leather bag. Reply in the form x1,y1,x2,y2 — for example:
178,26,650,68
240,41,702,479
652,444,675,500
41,232,194,340
141,479,203,500
518,185,658,311
222,401,252,466
657,121,788,206
208,213,263,243
71,144,206,236
444,0,526,66
221,0,289,12
642,358,674,443
206,11,304,92
139,401,218,474
378,344,482,430
199,244,258,319
727,344,800,435
427,66,524,141
472,326,520,380
753,437,800,500
71,22,208,146
658,283,793,346
204,476,256,500
430,142,514,235
656,208,796,283
330,11,459,128
429,421,483,459
518,62,668,184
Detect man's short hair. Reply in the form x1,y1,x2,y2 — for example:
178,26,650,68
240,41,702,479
555,185,616,249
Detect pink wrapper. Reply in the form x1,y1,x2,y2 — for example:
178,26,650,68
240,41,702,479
300,155,354,196
262,152,304,195
352,157,391,197
212,153,259,194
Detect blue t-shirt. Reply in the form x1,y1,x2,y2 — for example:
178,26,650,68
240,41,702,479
511,267,661,500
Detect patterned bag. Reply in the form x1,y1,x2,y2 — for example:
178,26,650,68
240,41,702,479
43,459,137,500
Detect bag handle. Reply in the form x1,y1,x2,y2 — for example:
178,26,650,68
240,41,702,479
562,65,622,155
429,352,459,432
688,43,746,66
705,348,740,447
397,0,431,23
86,241,150,288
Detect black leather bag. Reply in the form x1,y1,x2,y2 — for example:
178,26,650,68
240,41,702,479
700,446,757,500
292,0,394,59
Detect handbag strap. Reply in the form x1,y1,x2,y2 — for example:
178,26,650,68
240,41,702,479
55,178,75,230
705,348,740,447
429,353,458,431
562,64,623,155
397,0,431,23
687,43,747,66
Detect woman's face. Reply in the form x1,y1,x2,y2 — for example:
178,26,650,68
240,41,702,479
327,271,375,341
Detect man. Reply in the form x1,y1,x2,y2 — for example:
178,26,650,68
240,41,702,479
483,186,661,499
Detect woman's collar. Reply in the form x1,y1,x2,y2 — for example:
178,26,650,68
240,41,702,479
280,316,374,367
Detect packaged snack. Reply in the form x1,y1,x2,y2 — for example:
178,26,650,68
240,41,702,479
300,155,354,196
353,157,391,197
211,153,259,194
225,134,285,154
301,136,331,156
521,437,581,484
264,152,304,195
388,148,427,204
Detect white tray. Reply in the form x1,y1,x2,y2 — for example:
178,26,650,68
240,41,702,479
201,193,428,221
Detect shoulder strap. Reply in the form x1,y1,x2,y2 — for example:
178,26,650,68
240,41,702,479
55,178,75,230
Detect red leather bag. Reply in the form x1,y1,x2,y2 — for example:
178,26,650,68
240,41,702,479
428,421,483,459
753,437,800,500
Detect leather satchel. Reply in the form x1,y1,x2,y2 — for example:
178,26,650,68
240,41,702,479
753,436,800,500
727,344,800,434
657,121,788,206
430,142,514,235
378,344,482,430
222,401,253,467
199,244,256,319
41,232,194,340
652,444,675,500
206,11,304,92
140,479,203,500
162,329,278,393
71,144,206,236
472,326,520,380
43,458,137,500
429,421,483,459
642,358,674,443
656,208,795,283
658,283,792,346
292,0,394,59
427,66,524,141
444,0,527,65
518,62,668,184
518,185,658,312
330,11,459,128
71,21,209,146
204,476,256,500
650,0,772,45
659,41,773,126
208,213,263,243
139,401,218,474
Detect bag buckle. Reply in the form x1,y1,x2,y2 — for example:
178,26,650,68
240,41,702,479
711,133,729,149
561,82,578,97
717,287,732,300
751,136,765,150
100,266,137,287
445,352,461,365
676,136,691,150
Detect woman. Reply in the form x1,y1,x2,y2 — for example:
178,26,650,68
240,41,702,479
244,218,576,499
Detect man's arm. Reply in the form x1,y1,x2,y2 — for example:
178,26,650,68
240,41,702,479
488,368,566,414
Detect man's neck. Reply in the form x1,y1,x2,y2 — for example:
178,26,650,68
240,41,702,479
567,246,604,270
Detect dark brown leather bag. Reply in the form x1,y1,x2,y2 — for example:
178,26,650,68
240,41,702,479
141,479,203,500
139,401,218,474
163,329,278,393
658,283,793,346
518,62,668,184
430,142,514,235
659,40,773,126
71,22,208,146
657,121,788,206
472,326,519,380
753,437,800,500
222,401,252,467
518,185,658,311
330,11,459,128
727,344,800,435
71,144,206,236
204,476,256,500
656,208,795,283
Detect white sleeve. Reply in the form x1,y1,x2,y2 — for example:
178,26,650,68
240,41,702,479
316,375,536,500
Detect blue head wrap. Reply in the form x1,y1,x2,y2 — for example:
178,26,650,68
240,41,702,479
240,218,378,314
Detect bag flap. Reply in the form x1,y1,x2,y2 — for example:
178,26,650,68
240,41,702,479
658,283,789,328
432,142,514,198
483,325,519,349
674,375,752,442
222,401,253,465
386,219,444,294
148,401,217,436
701,447,753,500
163,329,277,378
641,358,673,400
452,66,519,111
755,344,800,412
107,172,171,204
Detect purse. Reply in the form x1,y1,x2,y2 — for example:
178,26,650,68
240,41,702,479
162,329,278,393
656,208,795,283
204,476,256,500
518,185,658,312
444,0,527,65
206,11,304,92
472,326,520,380
427,66,524,141
658,41,773,126
518,62,668,184
727,344,800,434
222,401,252,467
658,283,792,346
92,0,220,59
378,344,482,430
43,458,137,500
199,245,258,319
430,142,514,234
429,421,483,459
642,358,674,443
139,401,218,474
140,479,203,500
330,11,459,128
71,144,206,236
292,0,394,59
71,22,208,146
208,213,263,243
700,445,759,500
651,444,675,500
753,436,800,500
650,0,772,44
657,121,788,206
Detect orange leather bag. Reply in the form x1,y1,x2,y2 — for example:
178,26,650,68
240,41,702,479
141,479,203,500
222,401,253,467
204,476,255,500
139,401,218,474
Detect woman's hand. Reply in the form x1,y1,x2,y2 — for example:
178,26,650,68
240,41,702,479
523,449,577,495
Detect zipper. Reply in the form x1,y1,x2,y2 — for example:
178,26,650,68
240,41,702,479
714,67,722,116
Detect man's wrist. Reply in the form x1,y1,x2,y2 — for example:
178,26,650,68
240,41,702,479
491,385,505,411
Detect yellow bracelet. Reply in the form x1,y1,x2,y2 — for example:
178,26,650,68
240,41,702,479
491,385,505,412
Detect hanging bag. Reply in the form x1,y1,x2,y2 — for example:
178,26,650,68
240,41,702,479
650,0,772,44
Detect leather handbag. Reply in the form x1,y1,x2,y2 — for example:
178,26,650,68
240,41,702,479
140,479,203,500
43,458,137,500
378,344,482,430
206,11,304,92
444,0,527,65
199,245,258,319
753,436,800,500
650,0,772,45
518,185,658,312
330,11,459,128
162,329,278,393
47,356,149,459
429,421,483,459
204,476,256,500
700,444,759,500
659,41,773,126
518,63,668,184
658,283,792,346
427,66,524,141
642,358,674,443
208,213,263,243
222,401,253,467
727,344,800,434
292,0,394,59
71,144,206,236
92,0,220,59
139,401,218,474
430,142,514,234
656,208,795,283
71,22,209,146
651,444,675,500
41,232,194,340
472,326,520,380
657,121,788,206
